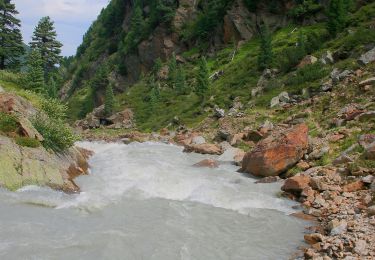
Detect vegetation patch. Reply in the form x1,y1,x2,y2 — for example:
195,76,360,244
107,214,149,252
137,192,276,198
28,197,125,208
15,137,41,148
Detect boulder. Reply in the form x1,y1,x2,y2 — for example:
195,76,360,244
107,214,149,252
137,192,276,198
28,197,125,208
18,117,44,141
0,92,38,118
320,51,334,65
270,96,280,108
282,175,311,193
342,181,365,192
328,219,347,235
214,107,225,118
192,136,206,145
241,124,309,177
304,233,324,245
358,47,375,66
107,108,134,129
298,55,318,68
0,136,90,192
183,143,222,155
278,91,290,103
193,159,219,168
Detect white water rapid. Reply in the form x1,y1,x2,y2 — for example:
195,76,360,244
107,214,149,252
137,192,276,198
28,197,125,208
0,141,307,259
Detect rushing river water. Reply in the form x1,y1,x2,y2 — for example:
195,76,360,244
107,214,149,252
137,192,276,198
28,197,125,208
0,142,307,260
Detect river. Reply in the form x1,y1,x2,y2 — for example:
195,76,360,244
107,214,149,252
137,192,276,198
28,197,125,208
0,141,307,259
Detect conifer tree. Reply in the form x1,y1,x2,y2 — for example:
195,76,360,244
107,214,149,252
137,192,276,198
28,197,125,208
91,65,109,90
175,65,186,94
196,57,209,100
168,52,177,83
26,49,45,92
327,0,347,37
258,24,273,70
0,0,24,70
104,83,115,116
46,76,58,98
30,16,62,76
123,0,144,53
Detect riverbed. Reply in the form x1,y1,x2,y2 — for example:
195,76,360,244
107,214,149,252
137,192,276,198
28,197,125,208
0,142,307,259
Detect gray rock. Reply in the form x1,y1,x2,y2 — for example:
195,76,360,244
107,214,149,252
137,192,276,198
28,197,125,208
216,129,230,141
362,175,374,184
331,68,340,83
354,240,368,256
328,219,347,235
214,107,225,118
192,136,206,145
338,70,352,80
321,80,333,92
358,47,375,66
278,91,290,103
320,50,334,65
0,85,4,93
270,96,280,108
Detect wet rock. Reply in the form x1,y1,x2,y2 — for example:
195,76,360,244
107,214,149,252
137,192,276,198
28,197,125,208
304,233,324,245
241,124,309,177
255,176,281,184
193,159,219,168
183,143,222,155
282,175,311,193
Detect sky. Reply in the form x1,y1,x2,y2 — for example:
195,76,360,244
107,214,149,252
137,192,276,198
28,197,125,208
14,0,109,56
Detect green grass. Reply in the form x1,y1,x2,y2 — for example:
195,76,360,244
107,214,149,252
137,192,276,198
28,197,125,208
0,112,18,133
15,137,41,148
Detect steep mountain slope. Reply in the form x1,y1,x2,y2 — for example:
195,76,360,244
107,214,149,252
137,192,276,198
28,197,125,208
62,0,342,121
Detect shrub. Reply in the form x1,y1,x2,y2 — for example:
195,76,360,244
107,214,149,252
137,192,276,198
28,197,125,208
40,98,68,120
286,63,328,86
32,113,78,152
0,113,18,133
15,137,41,148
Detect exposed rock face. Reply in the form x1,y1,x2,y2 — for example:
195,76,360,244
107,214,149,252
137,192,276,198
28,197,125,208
241,124,309,177
358,47,375,65
0,92,38,118
0,136,90,193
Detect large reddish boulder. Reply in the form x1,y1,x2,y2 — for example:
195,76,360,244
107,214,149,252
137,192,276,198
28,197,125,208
241,124,309,177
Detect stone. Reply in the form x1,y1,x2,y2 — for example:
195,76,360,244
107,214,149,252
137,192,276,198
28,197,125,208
321,80,333,92
320,51,334,65
358,134,375,148
0,85,4,93
297,160,310,170
282,175,311,193
298,55,318,68
0,92,38,118
18,117,44,141
191,136,206,145
107,108,134,129
183,143,222,155
354,240,368,256
359,77,375,87
270,96,280,108
214,107,225,118
218,146,245,165
241,124,309,177
362,175,374,184
328,219,347,235
255,176,281,184
0,136,90,193
216,129,231,141
304,233,324,245
358,47,375,66
278,91,290,103
193,159,219,168
259,120,274,134
342,181,365,192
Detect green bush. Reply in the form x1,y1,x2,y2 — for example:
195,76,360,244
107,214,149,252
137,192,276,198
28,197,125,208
40,98,68,120
32,113,78,152
0,113,18,133
15,137,41,148
286,63,328,86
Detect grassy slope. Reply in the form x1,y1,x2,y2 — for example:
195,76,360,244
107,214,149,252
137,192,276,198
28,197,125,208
67,3,375,134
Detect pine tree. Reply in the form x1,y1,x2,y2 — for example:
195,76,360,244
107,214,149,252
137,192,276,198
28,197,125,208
196,57,209,100
175,65,186,94
30,16,63,77
91,64,109,90
104,83,115,116
0,0,24,70
46,76,58,98
327,0,347,37
123,0,144,53
258,24,273,70
26,49,45,92
168,52,177,83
